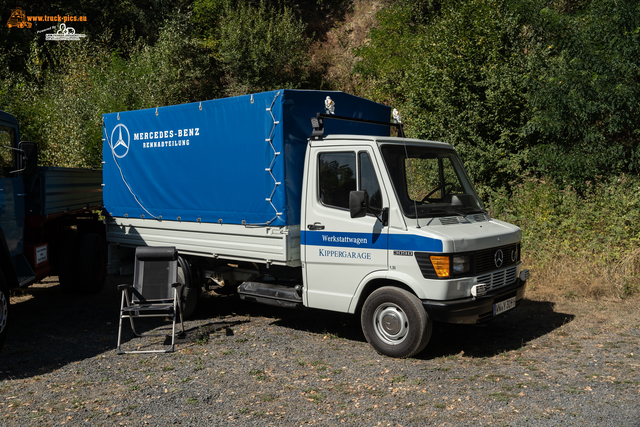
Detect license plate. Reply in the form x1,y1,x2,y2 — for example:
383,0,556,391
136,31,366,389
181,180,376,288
493,297,516,316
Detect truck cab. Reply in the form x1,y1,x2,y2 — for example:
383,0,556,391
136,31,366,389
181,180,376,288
0,110,106,353
301,133,527,357
0,111,34,289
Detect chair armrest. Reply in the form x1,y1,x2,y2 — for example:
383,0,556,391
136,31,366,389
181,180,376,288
118,283,133,291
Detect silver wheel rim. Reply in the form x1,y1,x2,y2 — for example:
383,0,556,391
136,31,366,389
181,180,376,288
0,291,7,334
372,302,409,346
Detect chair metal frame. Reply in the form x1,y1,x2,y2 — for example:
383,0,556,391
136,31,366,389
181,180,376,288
117,246,185,354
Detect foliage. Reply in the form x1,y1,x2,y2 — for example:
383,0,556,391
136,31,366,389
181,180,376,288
356,0,532,197
521,0,640,190
215,0,310,95
491,175,640,299
1,0,190,75
0,17,211,167
355,0,640,195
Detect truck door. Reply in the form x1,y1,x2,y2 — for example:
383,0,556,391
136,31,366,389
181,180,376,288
303,146,389,312
0,121,24,258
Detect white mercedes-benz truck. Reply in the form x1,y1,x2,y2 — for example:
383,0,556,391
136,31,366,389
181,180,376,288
103,90,529,358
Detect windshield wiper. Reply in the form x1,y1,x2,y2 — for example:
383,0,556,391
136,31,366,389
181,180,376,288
449,205,487,214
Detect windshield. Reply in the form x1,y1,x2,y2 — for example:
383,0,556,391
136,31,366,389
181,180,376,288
381,144,485,219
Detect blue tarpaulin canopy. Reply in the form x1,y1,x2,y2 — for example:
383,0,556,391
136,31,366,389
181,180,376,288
102,90,391,226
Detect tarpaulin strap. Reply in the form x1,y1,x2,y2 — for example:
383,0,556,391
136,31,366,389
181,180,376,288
252,91,282,226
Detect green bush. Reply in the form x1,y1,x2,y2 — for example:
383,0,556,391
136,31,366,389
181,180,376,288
356,0,640,194
216,0,310,95
491,175,640,298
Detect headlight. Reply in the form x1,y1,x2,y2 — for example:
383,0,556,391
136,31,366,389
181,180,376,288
452,256,470,274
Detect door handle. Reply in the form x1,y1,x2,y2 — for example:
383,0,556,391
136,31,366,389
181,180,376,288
307,222,325,231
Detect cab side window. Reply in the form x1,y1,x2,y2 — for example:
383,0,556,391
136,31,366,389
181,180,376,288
0,125,16,177
318,152,356,209
318,151,383,215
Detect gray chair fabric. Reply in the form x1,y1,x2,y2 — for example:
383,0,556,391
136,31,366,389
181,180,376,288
117,246,185,354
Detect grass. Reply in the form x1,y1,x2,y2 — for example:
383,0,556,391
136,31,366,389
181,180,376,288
491,175,640,302
392,375,407,383
488,392,511,402
307,392,326,403
249,369,267,381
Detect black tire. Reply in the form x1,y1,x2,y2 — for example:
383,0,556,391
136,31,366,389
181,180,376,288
58,233,80,292
0,270,9,352
78,233,107,294
361,287,432,358
177,256,198,318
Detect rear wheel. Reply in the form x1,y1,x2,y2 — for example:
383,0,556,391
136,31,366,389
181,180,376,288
78,233,106,294
177,257,198,318
59,232,106,294
0,270,10,352
361,287,432,358
58,233,80,292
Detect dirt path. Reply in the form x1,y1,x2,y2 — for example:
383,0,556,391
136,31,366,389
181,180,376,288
0,276,638,426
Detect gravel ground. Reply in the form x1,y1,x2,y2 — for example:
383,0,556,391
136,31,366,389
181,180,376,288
0,275,639,426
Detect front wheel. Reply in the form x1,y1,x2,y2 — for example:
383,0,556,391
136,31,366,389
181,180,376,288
0,270,10,352
361,287,432,358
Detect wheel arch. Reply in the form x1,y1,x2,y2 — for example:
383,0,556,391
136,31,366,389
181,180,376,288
348,271,425,315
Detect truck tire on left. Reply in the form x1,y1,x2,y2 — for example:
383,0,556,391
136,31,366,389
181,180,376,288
0,270,10,352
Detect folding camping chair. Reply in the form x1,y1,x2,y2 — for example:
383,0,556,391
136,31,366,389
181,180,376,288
117,246,185,354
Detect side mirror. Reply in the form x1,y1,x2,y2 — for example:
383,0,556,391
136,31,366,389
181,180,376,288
349,190,366,219
18,141,37,177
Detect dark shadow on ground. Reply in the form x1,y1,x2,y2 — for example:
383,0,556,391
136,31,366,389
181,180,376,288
420,299,575,359
0,275,575,379
0,277,122,379
0,276,246,379
202,293,575,360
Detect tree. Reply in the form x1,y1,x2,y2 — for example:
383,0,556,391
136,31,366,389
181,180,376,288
357,0,531,196
521,0,640,189
215,0,310,95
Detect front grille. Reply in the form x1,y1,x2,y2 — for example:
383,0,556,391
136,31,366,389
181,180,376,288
474,243,520,275
477,266,518,291
414,252,436,278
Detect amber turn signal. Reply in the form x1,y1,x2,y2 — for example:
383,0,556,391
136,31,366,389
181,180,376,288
430,255,450,278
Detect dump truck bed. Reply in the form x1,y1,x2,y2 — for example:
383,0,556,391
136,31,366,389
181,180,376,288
25,167,103,217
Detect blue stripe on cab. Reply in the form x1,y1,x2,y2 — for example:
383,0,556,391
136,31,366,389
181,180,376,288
389,234,443,252
301,231,442,253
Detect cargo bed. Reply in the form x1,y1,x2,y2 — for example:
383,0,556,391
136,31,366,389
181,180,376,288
106,218,300,266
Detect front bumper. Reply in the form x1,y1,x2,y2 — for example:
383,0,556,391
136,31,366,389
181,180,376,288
422,278,527,324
